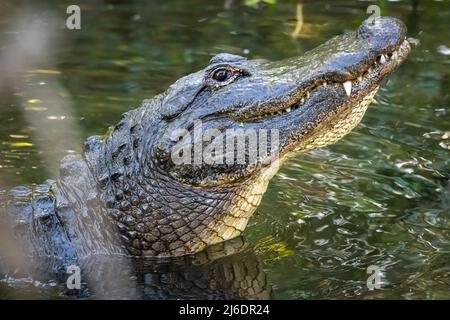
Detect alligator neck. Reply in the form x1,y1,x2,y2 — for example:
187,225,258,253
81,100,270,256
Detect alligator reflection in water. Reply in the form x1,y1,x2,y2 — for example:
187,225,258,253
2,237,272,300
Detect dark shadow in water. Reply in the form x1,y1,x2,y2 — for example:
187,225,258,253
76,237,272,300
1,237,272,300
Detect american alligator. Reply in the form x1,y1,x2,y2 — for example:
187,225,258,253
0,17,411,276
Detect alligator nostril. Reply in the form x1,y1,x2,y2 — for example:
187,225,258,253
357,16,406,46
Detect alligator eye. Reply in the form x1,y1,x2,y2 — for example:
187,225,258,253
212,68,232,82
206,66,247,88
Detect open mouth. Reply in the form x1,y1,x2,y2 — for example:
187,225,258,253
237,38,411,122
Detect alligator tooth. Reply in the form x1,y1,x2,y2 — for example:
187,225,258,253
357,76,363,82
306,92,310,98
300,98,305,104
286,107,291,113
323,82,327,87
380,54,387,64
343,81,352,97
392,51,398,60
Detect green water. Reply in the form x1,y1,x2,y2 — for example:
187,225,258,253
0,0,449,299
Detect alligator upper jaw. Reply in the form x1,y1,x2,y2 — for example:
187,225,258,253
235,38,411,123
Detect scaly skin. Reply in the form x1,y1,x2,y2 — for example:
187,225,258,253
0,17,411,265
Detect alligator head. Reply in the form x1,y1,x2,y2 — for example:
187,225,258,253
85,17,410,257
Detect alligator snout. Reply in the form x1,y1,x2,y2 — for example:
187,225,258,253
357,16,407,52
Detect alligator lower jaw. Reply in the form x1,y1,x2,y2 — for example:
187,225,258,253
289,85,380,155
239,39,411,122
